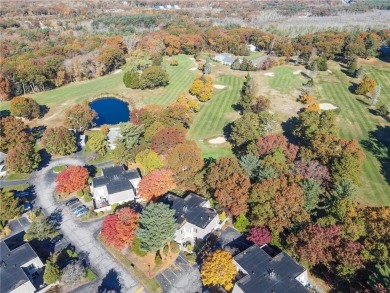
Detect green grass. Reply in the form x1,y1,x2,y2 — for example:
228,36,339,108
142,54,196,106
1,184,30,192
317,63,390,206
268,67,306,93
85,268,97,282
188,75,242,158
4,173,29,181
53,165,67,173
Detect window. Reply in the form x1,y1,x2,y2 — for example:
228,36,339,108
193,228,197,233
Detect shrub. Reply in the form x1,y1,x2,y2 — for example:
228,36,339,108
183,252,196,263
84,193,93,203
76,190,84,197
111,203,119,212
97,211,104,217
163,244,169,255
219,211,226,222
85,269,97,281
170,241,180,253
155,252,162,266
132,238,147,257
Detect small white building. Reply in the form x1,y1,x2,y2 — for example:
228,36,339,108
91,165,141,211
0,241,45,293
232,244,308,293
213,53,236,66
0,152,7,177
162,193,220,247
248,44,257,52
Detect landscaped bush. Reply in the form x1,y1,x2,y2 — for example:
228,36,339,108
183,252,196,263
84,193,93,203
163,244,169,256
85,268,97,281
132,238,147,257
155,252,162,266
76,190,83,197
170,241,180,253
97,211,104,217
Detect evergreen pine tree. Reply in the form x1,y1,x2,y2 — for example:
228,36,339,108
203,58,211,75
43,260,61,285
136,202,177,252
240,58,250,71
347,58,358,77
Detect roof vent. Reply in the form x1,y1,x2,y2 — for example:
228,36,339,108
183,205,188,212
268,269,277,280
200,216,203,220
208,215,211,220
0,260,6,268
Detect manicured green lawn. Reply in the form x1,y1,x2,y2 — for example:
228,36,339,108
4,173,29,181
268,67,306,94
188,75,242,158
317,63,390,206
142,55,197,106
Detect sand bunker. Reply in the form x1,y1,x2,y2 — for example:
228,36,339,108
264,72,275,77
189,67,198,71
214,84,226,89
293,70,302,75
114,69,123,74
208,137,227,144
327,70,332,74
319,103,338,110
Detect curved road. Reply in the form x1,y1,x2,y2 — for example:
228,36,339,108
30,158,143,293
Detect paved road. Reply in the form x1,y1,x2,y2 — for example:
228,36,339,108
30,157,143,293
0,179,30,187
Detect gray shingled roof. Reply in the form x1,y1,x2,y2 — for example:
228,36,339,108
234,245,307,293
0,241,38,293
92,165,140,195
162,193,218,229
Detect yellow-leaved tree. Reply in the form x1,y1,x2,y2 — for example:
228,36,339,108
200,250,237,290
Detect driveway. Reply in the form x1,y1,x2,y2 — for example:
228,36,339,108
30,157,143,293
156,253,202,293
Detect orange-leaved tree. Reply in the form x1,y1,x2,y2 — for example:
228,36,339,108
101,207,139,249
201,250,237,291
55,166,89,194
138,169,176,202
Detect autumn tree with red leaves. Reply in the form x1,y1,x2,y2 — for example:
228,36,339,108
247,227,272,246
215,173,250,216
288,224,342,267
138,169,176,202
101,207,139,250
256,135,299,161
55,166,89,194
151,127,186,154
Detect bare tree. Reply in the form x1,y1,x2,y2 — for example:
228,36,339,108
62,260,85,284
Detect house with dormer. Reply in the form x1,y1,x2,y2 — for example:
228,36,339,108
232,244,308,293
91,165,141,210
162,192,220,246
0,241,44,293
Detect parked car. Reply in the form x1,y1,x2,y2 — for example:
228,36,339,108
72,205,87,214
21,202,32,213
65,198,80,207
75,208,89,218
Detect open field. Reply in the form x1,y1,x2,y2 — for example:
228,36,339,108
188,75,243,158
316,61,390,206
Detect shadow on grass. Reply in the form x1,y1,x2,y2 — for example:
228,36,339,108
361,125,390,185
348,82,359,95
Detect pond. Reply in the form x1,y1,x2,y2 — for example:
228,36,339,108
89,97,130,126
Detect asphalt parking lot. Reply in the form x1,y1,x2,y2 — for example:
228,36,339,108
156,253,202,293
